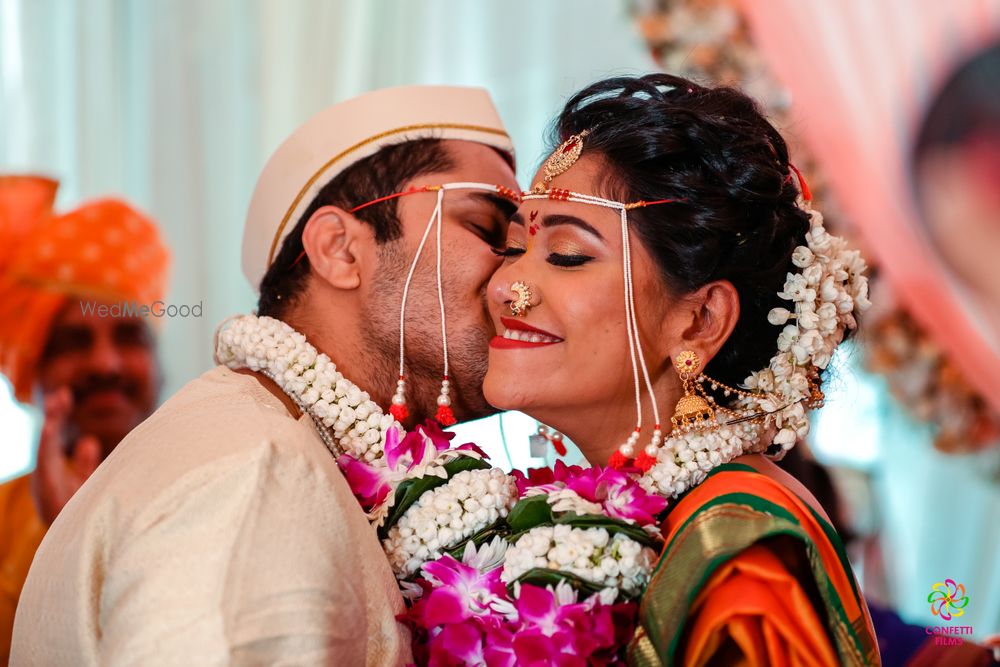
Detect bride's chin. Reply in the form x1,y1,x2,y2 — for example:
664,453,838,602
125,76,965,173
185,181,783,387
482,374,533,413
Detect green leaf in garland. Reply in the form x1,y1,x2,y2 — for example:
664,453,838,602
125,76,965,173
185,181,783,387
506,494,555,532
378,455,492,539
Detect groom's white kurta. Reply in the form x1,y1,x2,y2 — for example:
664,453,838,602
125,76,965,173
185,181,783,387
11,365,410,666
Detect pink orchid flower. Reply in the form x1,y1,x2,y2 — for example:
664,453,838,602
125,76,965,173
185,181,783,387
390,420,487,470
564,467,667,526
507,585,617,666
427,623,487,667
339,422,486,509
336,427,401,506
414,555,510,627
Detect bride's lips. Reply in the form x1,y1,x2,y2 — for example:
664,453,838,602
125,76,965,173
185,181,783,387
490,317,564,350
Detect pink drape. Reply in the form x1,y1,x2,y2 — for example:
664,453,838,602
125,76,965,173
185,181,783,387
738,0,1000,412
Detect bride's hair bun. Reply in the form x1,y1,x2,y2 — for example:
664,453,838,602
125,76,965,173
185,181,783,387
554,73,813,388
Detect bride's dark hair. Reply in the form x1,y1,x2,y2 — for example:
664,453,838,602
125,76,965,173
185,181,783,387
554,73,811,388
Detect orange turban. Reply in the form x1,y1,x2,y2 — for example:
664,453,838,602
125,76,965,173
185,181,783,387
0,176,170,404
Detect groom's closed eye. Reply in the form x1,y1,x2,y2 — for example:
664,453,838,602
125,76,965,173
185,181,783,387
467,218,508,248
459,192,517,248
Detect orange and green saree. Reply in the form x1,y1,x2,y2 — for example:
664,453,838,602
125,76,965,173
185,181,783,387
629,463,881,666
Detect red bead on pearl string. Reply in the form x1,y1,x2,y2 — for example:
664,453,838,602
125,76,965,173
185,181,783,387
434,377,456,426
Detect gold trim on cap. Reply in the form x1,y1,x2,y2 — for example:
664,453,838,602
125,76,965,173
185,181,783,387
266,122,511,270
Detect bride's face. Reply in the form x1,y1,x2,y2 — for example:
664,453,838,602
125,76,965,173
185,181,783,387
483,154,677,423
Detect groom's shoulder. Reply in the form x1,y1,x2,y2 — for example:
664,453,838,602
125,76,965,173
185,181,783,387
69,365,350,528
104,365,333,483
143,365,305,440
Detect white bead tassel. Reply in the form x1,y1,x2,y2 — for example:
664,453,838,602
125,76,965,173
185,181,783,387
614,206,645,466
391,188,443,422
432,190,456,426
620,206,662,467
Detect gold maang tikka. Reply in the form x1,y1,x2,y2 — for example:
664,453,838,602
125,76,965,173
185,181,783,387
530,130,591,194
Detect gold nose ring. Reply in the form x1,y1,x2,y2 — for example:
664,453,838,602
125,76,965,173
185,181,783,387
510,281,533,316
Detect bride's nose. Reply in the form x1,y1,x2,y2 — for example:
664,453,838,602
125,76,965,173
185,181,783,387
489,270,517,311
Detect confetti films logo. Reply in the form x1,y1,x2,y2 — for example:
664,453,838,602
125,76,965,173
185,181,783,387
925,579,973,646
929,579,969,621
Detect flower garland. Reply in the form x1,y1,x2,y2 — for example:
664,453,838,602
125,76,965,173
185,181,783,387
214,314,394,462
213,201,868,663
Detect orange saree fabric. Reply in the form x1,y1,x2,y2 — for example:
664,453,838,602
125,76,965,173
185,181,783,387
629,463,880,666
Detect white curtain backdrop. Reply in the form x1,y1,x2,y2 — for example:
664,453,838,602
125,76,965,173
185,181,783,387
0,0,653,477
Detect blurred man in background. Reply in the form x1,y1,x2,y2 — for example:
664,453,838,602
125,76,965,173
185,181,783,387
0,175,169,662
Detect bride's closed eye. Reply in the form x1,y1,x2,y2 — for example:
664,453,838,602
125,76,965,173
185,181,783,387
490,246,595,268
547,252,594,267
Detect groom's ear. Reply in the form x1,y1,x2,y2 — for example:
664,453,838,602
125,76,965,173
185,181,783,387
675,280,741,363
300,205,367,290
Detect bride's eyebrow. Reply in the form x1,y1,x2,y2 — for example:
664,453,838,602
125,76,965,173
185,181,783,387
509,212,605,241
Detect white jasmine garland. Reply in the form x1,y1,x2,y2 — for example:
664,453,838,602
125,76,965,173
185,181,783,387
641,200,870,499
214,314,396,462
384,468,519,578
502,524,657,597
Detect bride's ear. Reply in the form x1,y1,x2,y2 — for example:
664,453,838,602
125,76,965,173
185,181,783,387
675,280,740,364
300,206,367,290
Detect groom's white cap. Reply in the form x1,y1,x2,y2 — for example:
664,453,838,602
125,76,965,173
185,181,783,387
242,85,515,292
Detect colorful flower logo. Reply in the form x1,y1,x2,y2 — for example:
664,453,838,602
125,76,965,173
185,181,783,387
928,579,970,621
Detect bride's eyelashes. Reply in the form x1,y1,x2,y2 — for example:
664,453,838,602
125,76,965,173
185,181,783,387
547,252,594,268
490,246,594,268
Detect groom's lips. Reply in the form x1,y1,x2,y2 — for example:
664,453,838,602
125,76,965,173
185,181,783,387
490,317,564,350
